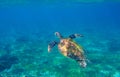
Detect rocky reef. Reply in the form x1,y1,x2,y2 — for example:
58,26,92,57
0,33,120,77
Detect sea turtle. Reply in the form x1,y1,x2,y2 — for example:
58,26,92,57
48,32,88,68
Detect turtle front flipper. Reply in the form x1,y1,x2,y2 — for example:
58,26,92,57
48,41,58,52
69,34,83,39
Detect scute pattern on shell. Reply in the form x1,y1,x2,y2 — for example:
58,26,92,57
58,38,85,61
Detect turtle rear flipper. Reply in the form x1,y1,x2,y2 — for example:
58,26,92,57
69,34,83,39
78,60,87,68
48,41,58,52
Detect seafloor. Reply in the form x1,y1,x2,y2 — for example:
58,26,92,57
0,31,120,77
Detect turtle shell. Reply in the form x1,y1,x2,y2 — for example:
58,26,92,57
58,38,85,61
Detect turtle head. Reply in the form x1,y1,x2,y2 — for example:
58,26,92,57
55,32,63,39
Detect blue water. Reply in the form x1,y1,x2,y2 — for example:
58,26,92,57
0,2,120,77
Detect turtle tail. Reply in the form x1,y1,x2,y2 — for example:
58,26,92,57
55,32,63,39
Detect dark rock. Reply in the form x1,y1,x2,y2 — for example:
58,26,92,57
0,55,19,72
12,68,24,74
108,39,120,53
15,36,29,43
3,44,12,54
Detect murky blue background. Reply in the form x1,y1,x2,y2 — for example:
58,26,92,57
0,1,120,77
